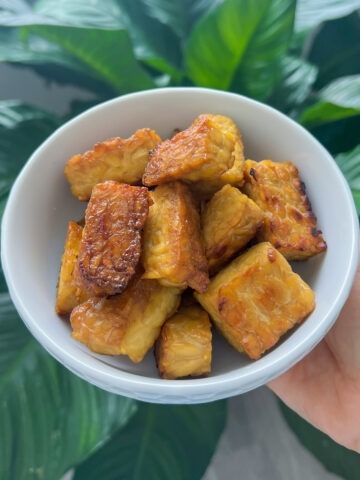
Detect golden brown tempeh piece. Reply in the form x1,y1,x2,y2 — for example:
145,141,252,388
55,221,89,315
243,160,326,260
142,114,237,187
195,242,315,360
202,185,264,273
78,181,149,296
70,276,181,363
142,182,209,293
156,305,212,379
190,114,245,198
64,128,161,200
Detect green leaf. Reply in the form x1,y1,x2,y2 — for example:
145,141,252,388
25,24,155,93
300,75,360,128
0,0,122,27
310,116,360,157
295,0,360,34
335,145,360,214
185,0,296,100
0,293,136,480
73,401,227,480
301,102,359,128
0,28,79,69
0,0,156,92
280,401,360,479
0,101,60,199
141,0,219,41
116,0,183,79
0,27,116,95
307,12,360,89
268,55,318,115
36,0,183,80
34,0,124,28
319,75,360,109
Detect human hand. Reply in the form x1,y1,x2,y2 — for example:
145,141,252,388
268,252,360,452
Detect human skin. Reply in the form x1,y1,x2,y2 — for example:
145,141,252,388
268,253,360,453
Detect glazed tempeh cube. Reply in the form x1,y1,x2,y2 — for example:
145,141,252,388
64,128,161,200
156,305,212,379
78,181,149,296
243,160,326,260
142,114,238,187
56,221,89,315
195,242,315,360
142,182,209,293
202,185,264,273
70,276,181,363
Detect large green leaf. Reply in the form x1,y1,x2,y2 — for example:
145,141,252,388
0,28,82,70
0,293,136,480
0,0,122,27
73,401,227,480
0,0,129,93
300,75,360,128
36,0,182,79
280,402,360,480
27,24,155,93
268,55,318,115
0,101,60,199
34,0,123,28
0,0,156,92
116,0,183,79
141,0,219,41
335,145,360,215
0,28,115,95
185,0,296,100
295,0,360,34
306,12,360,89
310,116,360,157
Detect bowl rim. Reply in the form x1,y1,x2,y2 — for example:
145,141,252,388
1,87,359,403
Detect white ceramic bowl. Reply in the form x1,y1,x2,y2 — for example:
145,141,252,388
1,88,358,404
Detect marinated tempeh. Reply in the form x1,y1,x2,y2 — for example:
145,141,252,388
195,242,315,360
156,305,212,379
65,128,161,200
142,114,238,187
142,181,209,293
243,160,326,260
56,221,89,315
191,114,245,198
78,181,149,296
71,276,181,362
202,185,264,273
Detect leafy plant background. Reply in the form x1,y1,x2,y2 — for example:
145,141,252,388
0,0,359,479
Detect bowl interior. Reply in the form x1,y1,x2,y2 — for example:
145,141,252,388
2,88,358,401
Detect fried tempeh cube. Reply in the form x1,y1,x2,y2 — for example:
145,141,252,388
155,305,212,379
142,114,239,187
70,276,181,363
142,182,209,293
243,160,327,260
56,221,89,315
78,181,149,296
195,242,315,360
191,114,245,198
64,128,161,200
202,185,264,273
